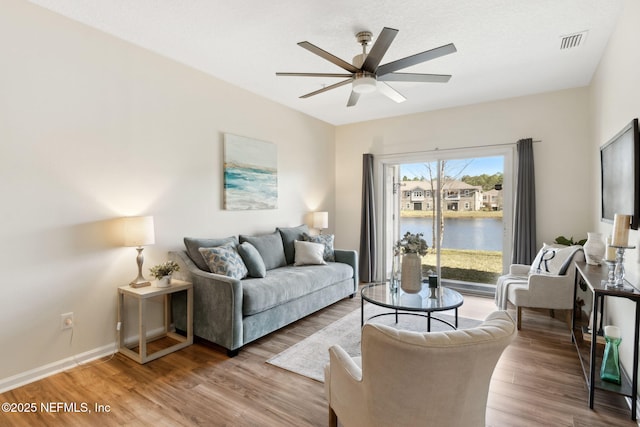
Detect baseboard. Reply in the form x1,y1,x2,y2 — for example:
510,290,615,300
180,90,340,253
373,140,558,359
624,397,640,426
0,343,115,394
0,325,167,393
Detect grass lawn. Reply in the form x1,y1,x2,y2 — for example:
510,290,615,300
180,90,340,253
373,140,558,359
420,248,503,285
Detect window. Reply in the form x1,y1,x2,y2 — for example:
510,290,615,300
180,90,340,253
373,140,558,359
381,150,513,294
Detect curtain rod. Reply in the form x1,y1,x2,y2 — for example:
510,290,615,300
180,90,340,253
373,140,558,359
429,139,542,153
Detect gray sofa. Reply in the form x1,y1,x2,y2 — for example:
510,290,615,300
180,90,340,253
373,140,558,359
169,225,358,356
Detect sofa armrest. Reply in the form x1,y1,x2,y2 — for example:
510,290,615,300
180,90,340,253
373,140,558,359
169,250,244,351
511,273,576,309
334,249,359,290
509,264,531,275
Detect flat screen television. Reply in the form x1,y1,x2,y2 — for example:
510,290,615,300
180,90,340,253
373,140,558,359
600,118,640,229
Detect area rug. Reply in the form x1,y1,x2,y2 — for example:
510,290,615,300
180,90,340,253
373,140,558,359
266,305,482,382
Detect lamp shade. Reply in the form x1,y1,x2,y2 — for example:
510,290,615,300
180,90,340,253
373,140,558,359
122,216,155,247
313,211,328,229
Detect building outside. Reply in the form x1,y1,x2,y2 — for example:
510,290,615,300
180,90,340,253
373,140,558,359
400,179,502,212
482,188,503,211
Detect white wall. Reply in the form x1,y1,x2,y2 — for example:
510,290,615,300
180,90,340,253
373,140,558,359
0,0,335,386
589,0,640,383
335,88,593,253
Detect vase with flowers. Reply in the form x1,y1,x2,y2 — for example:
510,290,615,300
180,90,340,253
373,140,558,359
394,232,429,293
150,260,180,288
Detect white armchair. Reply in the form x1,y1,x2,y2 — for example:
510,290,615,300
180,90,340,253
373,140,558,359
324,311,516,427
495,245,584,329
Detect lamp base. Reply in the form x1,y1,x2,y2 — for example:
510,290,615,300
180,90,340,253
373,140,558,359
130,279,151,288
130,247,151,288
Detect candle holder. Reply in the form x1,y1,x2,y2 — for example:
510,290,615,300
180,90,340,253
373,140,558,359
607,245,636,289
603,259,616,285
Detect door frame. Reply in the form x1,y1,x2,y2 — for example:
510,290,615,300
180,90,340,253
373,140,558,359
375,145,516,283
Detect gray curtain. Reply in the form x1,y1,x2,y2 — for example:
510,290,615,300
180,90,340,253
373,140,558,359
512,138,537,264
359,153,376,283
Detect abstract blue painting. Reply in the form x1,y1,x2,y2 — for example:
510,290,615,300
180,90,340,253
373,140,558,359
224,134,278,210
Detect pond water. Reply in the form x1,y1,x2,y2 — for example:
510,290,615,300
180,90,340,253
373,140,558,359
400,216,503,251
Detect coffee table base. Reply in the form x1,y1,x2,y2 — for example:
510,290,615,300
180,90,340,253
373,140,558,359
362,308,458,332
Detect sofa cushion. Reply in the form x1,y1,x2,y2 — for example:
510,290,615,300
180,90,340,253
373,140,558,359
241,263,354,316
294,240,326,266
303,233,335,261
237,242,267,278
184,236,238,271
277,224,309,264
239,232,287,270
199,244,248,279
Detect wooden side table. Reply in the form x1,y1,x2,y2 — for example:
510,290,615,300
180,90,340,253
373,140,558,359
117,279,193,364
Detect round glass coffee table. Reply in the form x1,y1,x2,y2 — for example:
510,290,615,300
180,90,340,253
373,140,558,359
361,282,464,331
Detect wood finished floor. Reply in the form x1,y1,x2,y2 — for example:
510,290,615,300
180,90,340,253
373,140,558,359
1,291,637,426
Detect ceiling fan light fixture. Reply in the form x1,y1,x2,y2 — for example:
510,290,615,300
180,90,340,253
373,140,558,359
352,76,377,94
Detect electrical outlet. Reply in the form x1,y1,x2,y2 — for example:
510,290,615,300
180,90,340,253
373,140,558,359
60,312,74,330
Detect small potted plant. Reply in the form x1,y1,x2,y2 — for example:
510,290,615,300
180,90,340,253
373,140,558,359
149,260,180,288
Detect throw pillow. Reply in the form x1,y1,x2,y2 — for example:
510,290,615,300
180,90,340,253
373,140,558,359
237,241,267,278
530,244,582,275
294,240,327,266
302,233,335,262
184,236,238,271
199,244,248,279
277,224,310,265
239,231,287,270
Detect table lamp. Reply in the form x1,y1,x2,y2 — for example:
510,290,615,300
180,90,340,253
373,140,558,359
313,211,328,234
122,216,155,288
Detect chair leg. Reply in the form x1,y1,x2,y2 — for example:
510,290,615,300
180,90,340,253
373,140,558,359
516,306,522,330
550,309,555,318
329,406,338,427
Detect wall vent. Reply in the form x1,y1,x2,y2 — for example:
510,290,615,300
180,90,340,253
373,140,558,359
560,31,588,50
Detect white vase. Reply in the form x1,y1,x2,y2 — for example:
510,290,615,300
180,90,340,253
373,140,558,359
584,232,605,265
157,275,171,288
401,253,422,293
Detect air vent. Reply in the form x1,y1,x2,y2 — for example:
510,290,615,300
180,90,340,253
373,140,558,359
560,31,588,50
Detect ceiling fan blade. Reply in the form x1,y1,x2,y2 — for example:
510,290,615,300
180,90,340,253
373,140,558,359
347,91,360,107
276,72,353,78
361,27,399,73
299,78,353,99
376,43,457,76
378,82,406,103
298,41,360,73
378,73,452,83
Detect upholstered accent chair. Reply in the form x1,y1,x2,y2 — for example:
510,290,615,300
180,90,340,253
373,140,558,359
495,244,584,330
324,311,516,427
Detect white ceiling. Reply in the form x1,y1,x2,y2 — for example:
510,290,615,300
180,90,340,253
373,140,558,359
28,0,623,126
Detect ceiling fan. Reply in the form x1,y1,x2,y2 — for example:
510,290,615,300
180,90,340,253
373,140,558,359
276,27,456,107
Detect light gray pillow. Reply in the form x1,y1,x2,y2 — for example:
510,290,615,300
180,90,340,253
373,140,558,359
277,224,310,264
198,244,247,279
239,231,287,270
184,236,238,271
294,240,327,266
237,242,267,278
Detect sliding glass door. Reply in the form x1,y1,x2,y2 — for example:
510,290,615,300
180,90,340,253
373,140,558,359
380,147,514,294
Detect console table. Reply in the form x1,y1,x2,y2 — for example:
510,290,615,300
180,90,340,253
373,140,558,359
571,261,640,420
